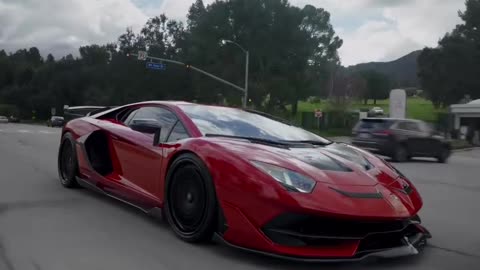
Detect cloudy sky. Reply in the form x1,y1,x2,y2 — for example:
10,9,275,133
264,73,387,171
0,0,464,66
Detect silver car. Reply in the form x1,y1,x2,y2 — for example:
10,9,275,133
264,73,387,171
0,116,9,123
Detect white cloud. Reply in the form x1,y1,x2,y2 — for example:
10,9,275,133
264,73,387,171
0,0,148,58
339,0,464,65
0,0,466,65
339,20,420,66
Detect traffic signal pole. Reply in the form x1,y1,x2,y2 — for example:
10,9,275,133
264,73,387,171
128,52,246,105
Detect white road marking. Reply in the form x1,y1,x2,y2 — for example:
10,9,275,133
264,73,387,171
38,130,57,134
17,129,32,133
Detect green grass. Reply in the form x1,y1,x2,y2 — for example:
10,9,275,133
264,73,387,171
297,97,446,122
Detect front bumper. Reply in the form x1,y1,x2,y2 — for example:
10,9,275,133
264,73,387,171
216,230,429,262
219,203,430,261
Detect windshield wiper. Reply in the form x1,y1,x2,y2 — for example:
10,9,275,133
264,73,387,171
205,134,291,148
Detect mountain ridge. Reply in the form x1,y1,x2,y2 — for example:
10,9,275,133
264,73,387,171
345,50,421,88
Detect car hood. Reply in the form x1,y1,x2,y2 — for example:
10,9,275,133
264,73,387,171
208,138,400,187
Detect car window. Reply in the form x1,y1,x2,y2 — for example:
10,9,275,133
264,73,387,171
167,121,189,142
396,121,409,130
405,122,420,132
128,106,178,142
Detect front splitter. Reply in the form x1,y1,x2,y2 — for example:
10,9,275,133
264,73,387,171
213,232,429,263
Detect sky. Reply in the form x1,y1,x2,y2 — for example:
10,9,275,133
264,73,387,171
0,0,465,66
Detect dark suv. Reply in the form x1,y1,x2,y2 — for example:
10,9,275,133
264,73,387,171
351,118,451,163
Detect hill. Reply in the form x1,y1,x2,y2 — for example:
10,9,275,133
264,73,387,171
346,50,421,88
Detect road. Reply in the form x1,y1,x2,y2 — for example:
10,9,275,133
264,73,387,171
1,123,480,270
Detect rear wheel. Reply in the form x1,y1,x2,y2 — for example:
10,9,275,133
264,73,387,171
58,133,79,188
392,145,408,162
164,153,217,243
437,146,450,163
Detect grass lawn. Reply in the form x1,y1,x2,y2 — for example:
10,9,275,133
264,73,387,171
297,97,446,122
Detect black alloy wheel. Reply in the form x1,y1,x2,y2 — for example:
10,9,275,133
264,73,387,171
58,133,79,188
165,153,217,243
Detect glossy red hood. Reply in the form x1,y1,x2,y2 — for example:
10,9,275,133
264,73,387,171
207,138,400,187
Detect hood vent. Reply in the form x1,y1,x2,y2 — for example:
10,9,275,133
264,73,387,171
329,187,383,199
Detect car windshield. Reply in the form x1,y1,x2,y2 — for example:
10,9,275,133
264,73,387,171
179,104,331,144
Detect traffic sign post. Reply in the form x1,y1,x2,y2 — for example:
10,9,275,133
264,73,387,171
314,109,323,129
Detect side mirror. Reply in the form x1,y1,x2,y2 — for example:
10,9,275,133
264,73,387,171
130,118,162,146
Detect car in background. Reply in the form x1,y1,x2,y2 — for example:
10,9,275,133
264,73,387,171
352,118,451,163
47,116,65,127
0,116,8,123
368,107,384,117
8,116,20,123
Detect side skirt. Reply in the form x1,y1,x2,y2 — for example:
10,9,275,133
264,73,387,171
75,176,163,220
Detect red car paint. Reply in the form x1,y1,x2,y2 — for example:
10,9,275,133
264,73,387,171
61,101,427,260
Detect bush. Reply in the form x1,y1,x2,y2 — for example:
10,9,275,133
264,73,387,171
0,104,19,117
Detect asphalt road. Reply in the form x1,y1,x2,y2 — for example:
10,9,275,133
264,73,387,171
1,123,480,270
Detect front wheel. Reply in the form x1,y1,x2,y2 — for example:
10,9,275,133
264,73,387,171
164,153,217,243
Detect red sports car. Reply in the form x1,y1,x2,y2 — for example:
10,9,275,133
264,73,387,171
58,101,431,261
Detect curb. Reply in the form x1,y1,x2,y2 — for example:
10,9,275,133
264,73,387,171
452,147,479,152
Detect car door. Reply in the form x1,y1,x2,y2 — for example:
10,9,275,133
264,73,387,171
403,121,428,155
415,121,442,156
108,105,179,207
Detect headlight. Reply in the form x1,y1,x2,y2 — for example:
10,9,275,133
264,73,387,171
251,161,316,193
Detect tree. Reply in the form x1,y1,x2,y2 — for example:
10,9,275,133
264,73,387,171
0,0,342,120
418,0,480,107
361,70,391,105
46,54,55,64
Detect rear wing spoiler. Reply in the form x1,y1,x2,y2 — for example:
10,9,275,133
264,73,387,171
64,106,116,121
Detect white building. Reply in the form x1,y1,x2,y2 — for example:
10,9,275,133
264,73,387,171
450,99,480,142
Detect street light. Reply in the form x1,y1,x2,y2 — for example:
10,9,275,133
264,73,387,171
221,39,249,108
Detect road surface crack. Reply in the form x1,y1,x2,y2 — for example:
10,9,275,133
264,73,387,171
429,244,480,259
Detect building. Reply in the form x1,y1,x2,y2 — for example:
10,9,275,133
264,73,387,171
450,99,480,143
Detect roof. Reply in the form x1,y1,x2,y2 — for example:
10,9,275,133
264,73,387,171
468,99,480,105
450,99,480,114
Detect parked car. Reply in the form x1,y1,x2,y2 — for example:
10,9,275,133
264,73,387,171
368,107,384,117
8,116,20,123
352,118,451,163
0,115,8,123
47,116,65,127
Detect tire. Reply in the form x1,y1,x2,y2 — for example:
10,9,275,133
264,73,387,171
164,153,217,243
58,132,79,188
392,145,408,162
437,146,450,163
